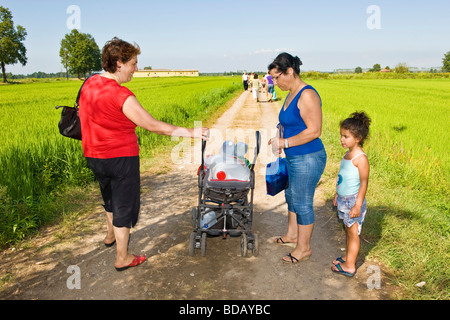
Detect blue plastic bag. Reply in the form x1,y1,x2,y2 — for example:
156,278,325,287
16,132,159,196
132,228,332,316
266,157,289,196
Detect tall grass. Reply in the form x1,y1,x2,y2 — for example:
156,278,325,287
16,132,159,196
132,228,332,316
0,77,242,247
282,78,449,299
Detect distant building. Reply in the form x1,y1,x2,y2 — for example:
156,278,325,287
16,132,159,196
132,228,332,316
333,68,354,74
134,69,199,78
380,68,391,72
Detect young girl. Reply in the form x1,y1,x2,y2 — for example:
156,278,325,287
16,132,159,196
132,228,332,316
332,111,371,277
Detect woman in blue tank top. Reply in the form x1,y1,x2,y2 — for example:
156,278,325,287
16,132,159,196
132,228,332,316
268,53,327,264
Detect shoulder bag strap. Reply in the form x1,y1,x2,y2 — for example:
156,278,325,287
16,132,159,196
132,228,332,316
74,74,96,108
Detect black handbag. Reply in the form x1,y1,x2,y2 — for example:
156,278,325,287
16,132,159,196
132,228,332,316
55,75,93,140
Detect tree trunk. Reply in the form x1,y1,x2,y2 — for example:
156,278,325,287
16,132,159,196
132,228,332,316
1,62,7,83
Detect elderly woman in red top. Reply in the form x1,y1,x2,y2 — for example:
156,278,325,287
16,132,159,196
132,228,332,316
79,37,208,271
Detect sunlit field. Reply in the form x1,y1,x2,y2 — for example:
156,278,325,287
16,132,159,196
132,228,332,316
294,78,449,299
0,76,241,246
1,76,448,299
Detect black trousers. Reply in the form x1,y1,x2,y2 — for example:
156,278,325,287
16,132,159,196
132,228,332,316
86,156,140,228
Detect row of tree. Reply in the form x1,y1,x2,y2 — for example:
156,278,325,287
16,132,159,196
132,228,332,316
2,6,450,83
4,71,76,80
1,6,102,82
354,63,411,73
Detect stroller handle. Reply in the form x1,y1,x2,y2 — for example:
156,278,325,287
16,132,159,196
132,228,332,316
201,139,207,168
250,131,261,171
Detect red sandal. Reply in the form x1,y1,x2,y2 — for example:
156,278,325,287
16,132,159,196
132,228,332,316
115,255,147,272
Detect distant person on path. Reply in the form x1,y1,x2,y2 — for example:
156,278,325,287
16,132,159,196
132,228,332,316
242,72,249,91
79,37,209,271
332,112,371,277
248,72,254,91
265,71,274,102
268,52,327,263
260,74,266,94
252,73,260,102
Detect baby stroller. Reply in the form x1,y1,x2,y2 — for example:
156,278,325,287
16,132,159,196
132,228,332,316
189,131,261,257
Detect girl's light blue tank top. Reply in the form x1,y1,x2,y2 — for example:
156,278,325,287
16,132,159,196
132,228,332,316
336,153,366,196
279,85,324,156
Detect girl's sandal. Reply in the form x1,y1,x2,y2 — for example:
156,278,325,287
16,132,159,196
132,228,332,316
331,263,355,277
333,256,345,265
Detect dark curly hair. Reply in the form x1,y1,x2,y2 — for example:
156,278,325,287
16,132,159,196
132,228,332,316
340,111,372,147
102,37,141,73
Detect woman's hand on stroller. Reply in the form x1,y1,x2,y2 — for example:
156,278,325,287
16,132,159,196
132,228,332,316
192,127,210,140
269,137,283,157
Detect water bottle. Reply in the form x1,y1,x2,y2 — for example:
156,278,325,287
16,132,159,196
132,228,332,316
210,161,250,181
200,210,217,229
221,140,235,155
235,142,248,157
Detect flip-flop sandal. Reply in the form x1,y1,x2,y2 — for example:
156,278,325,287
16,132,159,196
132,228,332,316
274,237,296,248
333,256,345,265
282,253,310,264
105,234,131,248
115,254,147,272
104,240,116,248
331,263,355,277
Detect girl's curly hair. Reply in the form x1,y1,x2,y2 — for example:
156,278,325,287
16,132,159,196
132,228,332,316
340,111,372,147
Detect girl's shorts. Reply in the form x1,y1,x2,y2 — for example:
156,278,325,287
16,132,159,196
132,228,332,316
285,149,327,225
336,193,367,235
86,156,140,228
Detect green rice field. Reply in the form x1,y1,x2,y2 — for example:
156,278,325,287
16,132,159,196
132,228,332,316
0,76,242,245
279,78,449,299
0,76,448,299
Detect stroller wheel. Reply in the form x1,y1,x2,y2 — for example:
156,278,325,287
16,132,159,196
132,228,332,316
240,233,248,257
201,232,207,257
191,207,198,228
189,231,196,256
252,233,259,257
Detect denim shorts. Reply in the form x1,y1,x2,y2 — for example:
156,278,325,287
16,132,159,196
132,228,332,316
337,193,367,235
285,149,327,225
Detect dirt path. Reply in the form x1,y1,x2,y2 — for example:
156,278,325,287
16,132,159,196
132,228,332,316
0,90,391,301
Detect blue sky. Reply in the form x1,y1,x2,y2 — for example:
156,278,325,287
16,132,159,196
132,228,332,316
2,0,449,74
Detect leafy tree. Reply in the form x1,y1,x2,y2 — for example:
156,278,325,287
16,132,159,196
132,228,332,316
0,6,27,83
60,29,101,79
369,63,381,72
443,51,450,73
394,62,409,73
354,66,362,73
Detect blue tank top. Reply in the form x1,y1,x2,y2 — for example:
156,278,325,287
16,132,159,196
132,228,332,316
279,85,325,156
336,153,366,196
